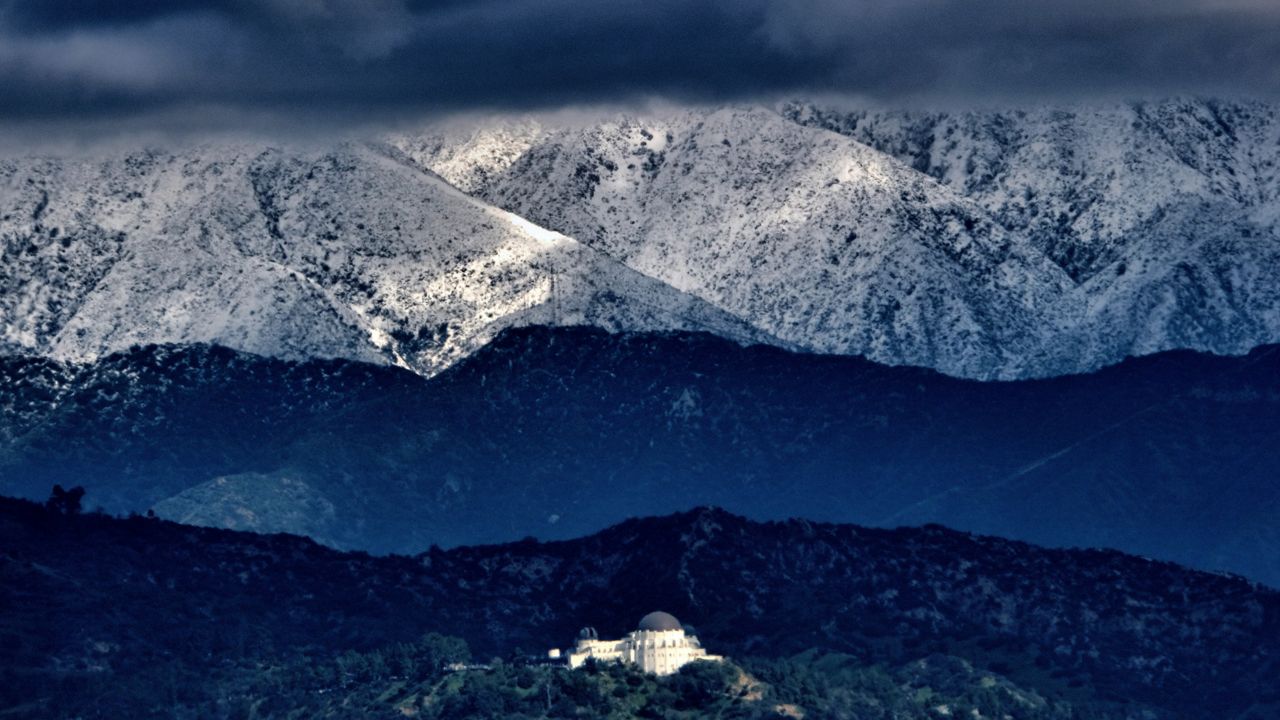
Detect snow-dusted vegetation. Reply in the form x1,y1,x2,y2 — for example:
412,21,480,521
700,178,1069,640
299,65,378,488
401,99,1280,378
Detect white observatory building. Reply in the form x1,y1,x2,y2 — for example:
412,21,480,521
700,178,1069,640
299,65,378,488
550,611,723,676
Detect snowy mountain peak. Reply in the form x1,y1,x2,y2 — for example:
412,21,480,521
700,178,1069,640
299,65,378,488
0,141,768,376
4,99,1280,380
400,100,1280,378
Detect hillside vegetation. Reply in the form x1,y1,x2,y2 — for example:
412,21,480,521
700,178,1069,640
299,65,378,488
2,496,1278,718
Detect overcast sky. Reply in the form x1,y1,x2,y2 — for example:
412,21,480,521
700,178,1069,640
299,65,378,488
1,0,1278,136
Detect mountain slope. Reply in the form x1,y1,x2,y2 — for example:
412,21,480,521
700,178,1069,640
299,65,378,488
3,499,1277,718
0,143,766,376
784,98,1280,364
401,100,1280,378
783,99,1280,279
397,107,1081,379
3,327,1278,585
6,100,1278,381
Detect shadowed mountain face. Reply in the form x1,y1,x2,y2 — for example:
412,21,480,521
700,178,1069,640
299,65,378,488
2,500,1278,718
2,326,1278,585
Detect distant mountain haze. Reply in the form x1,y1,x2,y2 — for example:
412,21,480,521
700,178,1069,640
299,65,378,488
2,327,1277,586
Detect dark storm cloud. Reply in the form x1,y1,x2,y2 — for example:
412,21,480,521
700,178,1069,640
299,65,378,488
0,0,1278,130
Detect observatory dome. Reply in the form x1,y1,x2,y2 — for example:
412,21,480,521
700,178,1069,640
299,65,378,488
637,611,683,632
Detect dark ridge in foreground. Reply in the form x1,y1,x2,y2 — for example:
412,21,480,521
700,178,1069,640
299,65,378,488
2,497,1278,718
2,326,1279,585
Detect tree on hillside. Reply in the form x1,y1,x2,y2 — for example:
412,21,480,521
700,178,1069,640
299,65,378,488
45,484,86,515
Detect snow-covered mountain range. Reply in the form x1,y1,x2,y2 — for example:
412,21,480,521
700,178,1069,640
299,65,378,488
0,143,767,377
2,98,1279,378
397,98,1280,378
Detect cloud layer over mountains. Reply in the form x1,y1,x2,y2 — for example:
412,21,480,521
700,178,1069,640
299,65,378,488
2,0,1279,134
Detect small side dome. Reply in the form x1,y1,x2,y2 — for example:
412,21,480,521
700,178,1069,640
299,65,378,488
637,611,683,632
